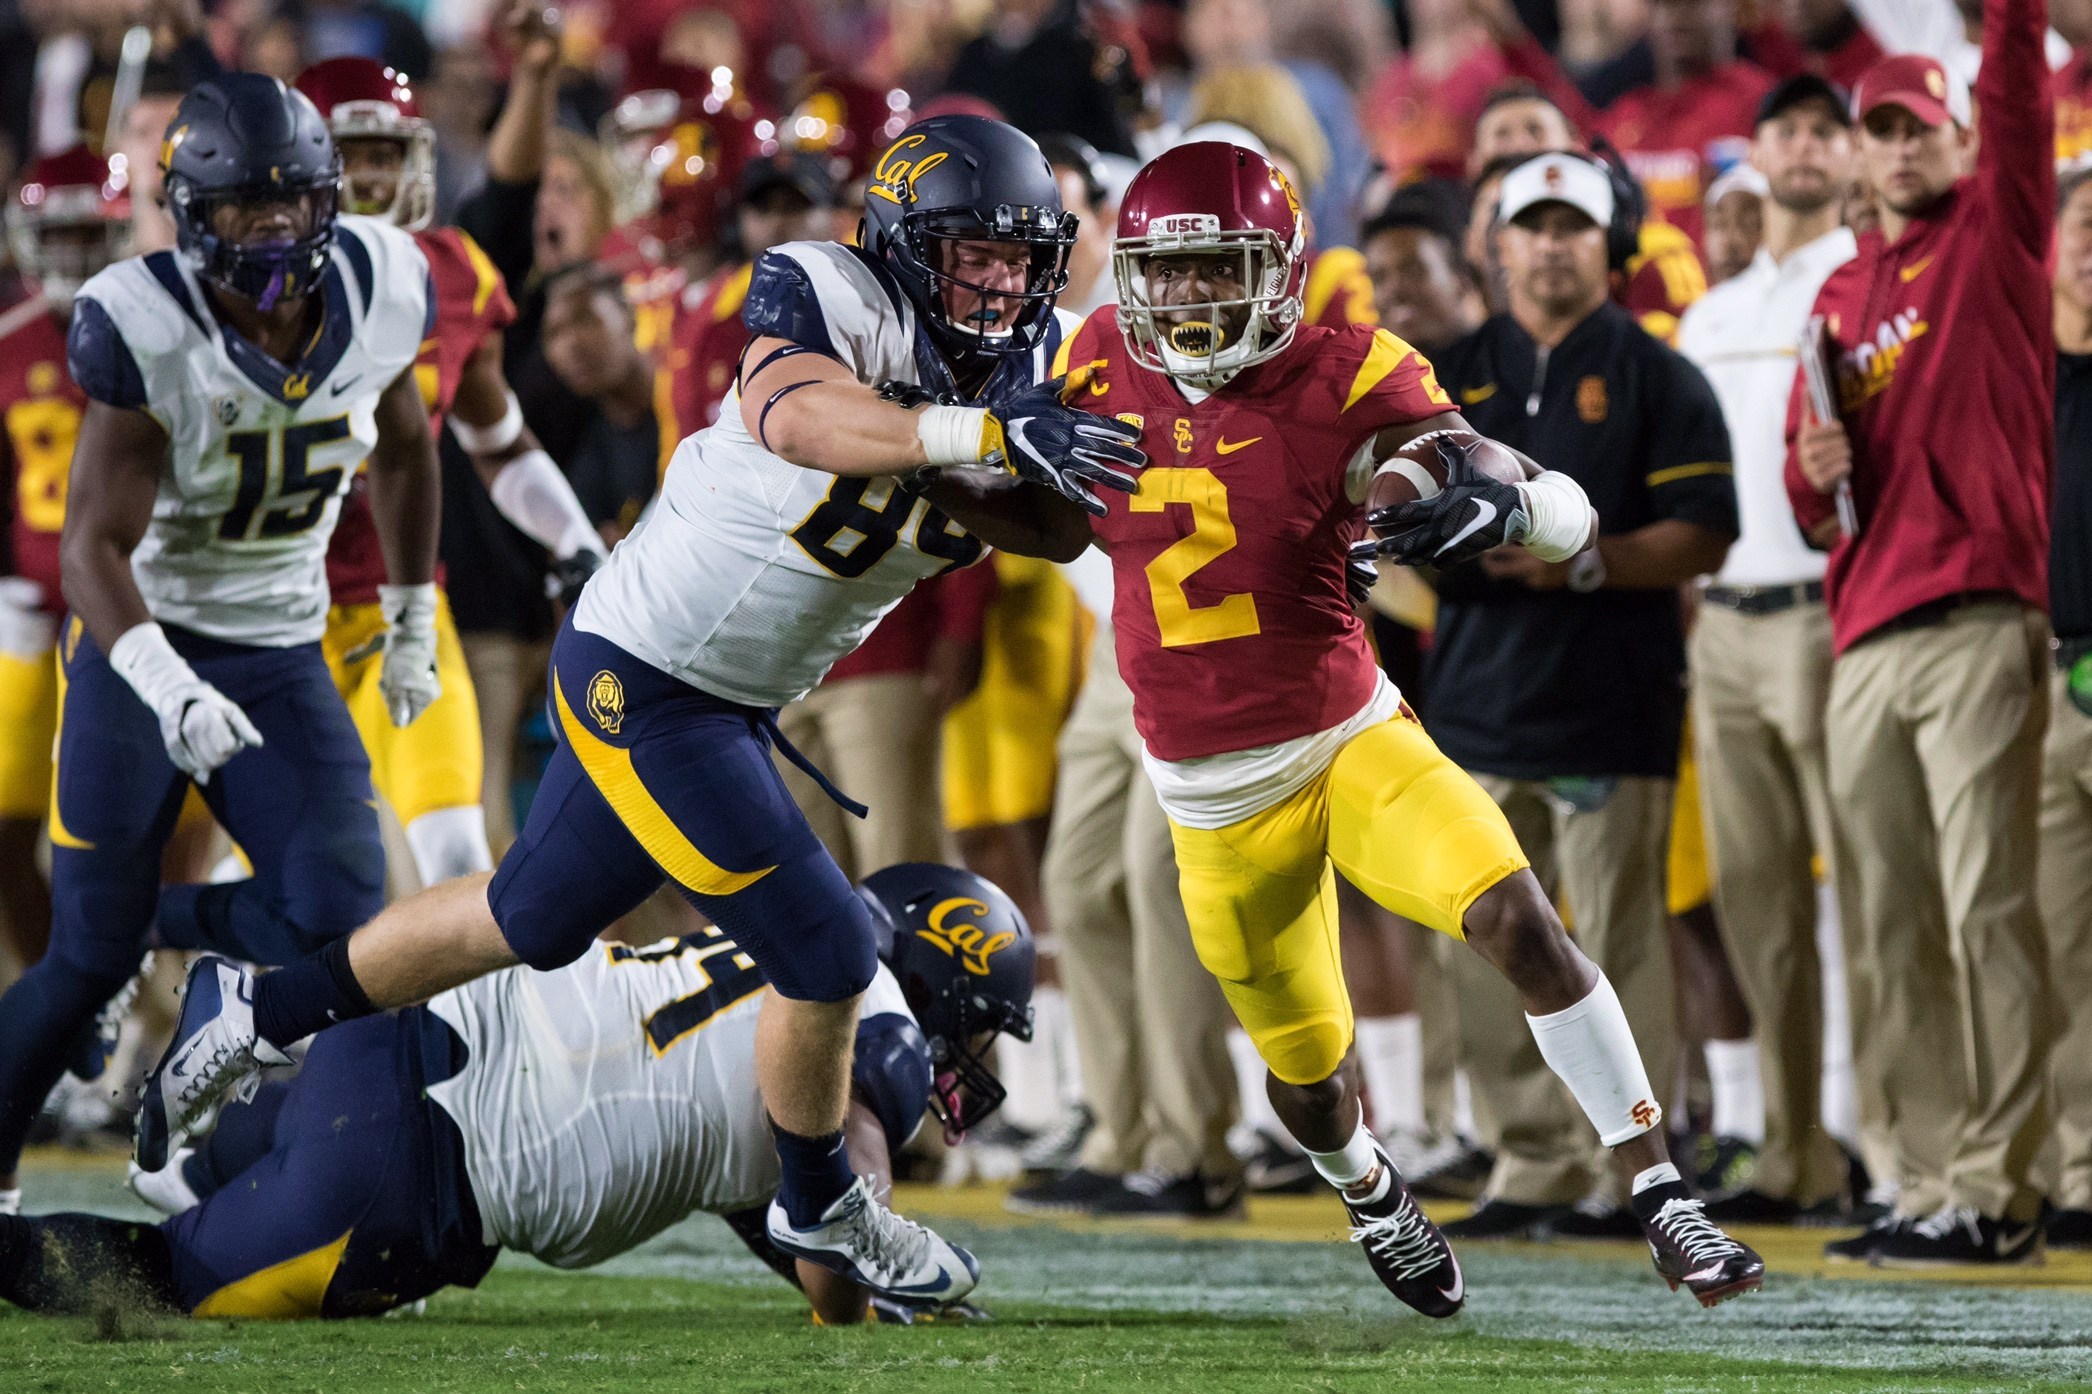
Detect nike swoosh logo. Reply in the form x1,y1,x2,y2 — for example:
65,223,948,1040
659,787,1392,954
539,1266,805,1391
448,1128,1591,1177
1006,416,1040,471
1439,1264,1464,1304
2000,1224,2039,1253
1899,257,1934,283
1436,499,1496,557
1214,436,1261,455
329,373,364,397
1460,384,1497,405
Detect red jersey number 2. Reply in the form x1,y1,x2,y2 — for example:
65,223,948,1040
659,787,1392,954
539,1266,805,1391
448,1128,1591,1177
1130,467,1260,648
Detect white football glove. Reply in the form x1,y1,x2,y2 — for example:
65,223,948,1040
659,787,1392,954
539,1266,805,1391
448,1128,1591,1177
377,583,442,728
107,622,264,784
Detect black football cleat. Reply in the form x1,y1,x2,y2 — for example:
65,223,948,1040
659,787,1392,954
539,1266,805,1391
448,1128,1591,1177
1872,1206,2043,1268
1343,1143,1465,1318
1823,1211,1910,1262
1632,1185,1765,1308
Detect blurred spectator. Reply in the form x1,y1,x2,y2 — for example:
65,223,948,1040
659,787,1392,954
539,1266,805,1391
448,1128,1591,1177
1747,0,1886,87
1038,132,1117,316
1700,162,1767,284
1181,0,1374,242
1425,153,1736,1237
776,569,997,882
1676,73,1860,1225
1362,0,1511,183
1785,11,2054,1265
668,149,836,437
1180,72,1377,329
942,0,1137,158
2041,162,2092,1254
1360,180,1486,357
1475,0,1776,244
2053,0,2092,159
539,264,660,549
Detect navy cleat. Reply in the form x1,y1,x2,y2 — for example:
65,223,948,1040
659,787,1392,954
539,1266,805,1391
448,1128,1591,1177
136,955,292,1171
1343,1140,1465,1318
766,1177,979,1305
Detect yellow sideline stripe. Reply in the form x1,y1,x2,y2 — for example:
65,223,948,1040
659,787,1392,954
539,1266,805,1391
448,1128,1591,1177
552,680,773,897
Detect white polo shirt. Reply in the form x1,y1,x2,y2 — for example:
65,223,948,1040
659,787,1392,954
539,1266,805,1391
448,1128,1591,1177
1676,228,1856,590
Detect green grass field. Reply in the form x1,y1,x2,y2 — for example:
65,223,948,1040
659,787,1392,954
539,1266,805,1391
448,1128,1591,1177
5,1153,2090,1393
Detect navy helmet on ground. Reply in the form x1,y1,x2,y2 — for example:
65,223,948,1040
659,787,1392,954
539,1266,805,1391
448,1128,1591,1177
160,73,342,309
858,862,1035,1143
858,115,1076,360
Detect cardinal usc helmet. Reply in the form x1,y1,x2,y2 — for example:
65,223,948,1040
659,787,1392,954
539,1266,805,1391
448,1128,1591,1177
601,88,756,261
9,144,133,303
858,863,1036,1144
779,76,913,187
1113,142,1308,389
294,57,435,232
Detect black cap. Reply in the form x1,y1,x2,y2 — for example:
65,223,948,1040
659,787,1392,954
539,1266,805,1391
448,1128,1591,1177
738,149,837,208
1757,72,1851,128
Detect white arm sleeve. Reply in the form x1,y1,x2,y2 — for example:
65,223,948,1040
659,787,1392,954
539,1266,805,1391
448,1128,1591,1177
488,449,604,561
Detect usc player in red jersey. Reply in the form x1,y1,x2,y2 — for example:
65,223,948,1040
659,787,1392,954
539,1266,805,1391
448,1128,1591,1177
0,147,133,971
294,59,605,887
1062,142,1762,1312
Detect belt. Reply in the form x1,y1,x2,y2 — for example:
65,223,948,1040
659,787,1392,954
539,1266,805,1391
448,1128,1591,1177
1702,581,1824,616
1866,590,2021,641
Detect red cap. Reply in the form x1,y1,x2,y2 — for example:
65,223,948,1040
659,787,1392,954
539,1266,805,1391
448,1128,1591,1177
1853,53,1970,128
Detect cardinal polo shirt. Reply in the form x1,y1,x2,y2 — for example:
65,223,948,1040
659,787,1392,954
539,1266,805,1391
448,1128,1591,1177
1422,300,1739,780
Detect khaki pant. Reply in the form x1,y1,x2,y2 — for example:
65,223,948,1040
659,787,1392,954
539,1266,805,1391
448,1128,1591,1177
2036,667,2092,1213
1451,774,1675,1205
1690,600,1856,1204
1046,626,1239,1178
459,631,552,857
1826,601,2051,1221
775,673,944,881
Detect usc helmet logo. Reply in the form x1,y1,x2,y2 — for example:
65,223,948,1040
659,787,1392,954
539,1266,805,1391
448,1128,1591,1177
868,134,949,207
587,669,626,734
915,897,1016,976
662,121,719,188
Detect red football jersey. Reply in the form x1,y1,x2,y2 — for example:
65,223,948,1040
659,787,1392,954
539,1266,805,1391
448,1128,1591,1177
1302,247,1378,331
669,260,753,441
326,226,517,606
0,297,83,613
1071,309,1453,762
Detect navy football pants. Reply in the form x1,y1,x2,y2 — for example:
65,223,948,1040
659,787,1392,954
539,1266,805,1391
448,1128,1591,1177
0,620,384,1173
488,621,877,1002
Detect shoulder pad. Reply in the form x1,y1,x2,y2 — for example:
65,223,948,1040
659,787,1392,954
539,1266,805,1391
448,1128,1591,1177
66,297,147,410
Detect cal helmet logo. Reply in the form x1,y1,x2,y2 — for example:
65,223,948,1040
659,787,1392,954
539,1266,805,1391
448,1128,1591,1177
868,134,949,206
159,123,189,174
587,669,626,734
915,897,1016,976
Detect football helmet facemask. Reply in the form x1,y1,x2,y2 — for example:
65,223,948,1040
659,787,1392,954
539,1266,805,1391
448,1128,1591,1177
8,144,133,303
294,57,436,232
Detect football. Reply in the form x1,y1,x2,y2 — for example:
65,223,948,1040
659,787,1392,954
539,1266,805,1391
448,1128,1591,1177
1366,428,1527,532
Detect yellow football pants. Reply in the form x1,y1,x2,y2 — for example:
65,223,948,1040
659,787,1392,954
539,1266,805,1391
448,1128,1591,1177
0,645,58,820
1167,713,1529,1086
942,555,1088,830
321,594,483,826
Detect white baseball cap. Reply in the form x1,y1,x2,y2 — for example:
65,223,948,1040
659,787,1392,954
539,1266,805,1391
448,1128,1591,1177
1498,153,1614,229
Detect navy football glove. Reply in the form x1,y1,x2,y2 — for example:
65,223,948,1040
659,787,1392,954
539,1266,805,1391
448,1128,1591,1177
987,377,1144,517
1365,438,1531,569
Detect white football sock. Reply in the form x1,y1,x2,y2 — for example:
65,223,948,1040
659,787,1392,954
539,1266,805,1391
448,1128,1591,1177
1526,974,1662,1146
996,985,1071,1133
1815,882,1862,1154
1228,1029,1294,1145
1632,1162,1683,1195
404,805,495,886
1704,1038,1765,1144
1306,1118,1386,1196
1354,1013,1424,1136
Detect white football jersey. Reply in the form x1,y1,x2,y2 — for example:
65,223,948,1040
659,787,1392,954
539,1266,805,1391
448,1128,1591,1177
425,934,918,1270
68,215,430,645
576,239,1076,708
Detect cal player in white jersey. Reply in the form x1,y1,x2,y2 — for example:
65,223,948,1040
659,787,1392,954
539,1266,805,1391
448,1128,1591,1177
0,74,441,1207
0,867,1035,1325
142,113,1142,1307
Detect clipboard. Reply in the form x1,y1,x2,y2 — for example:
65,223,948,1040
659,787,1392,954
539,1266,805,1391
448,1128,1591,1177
1800,315,1859,538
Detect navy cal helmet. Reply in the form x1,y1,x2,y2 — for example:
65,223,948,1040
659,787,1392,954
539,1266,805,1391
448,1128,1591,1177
858,862,1036,1143
160,73,342,310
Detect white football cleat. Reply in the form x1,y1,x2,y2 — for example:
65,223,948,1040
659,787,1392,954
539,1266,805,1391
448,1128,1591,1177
766,1177,979,1305
127,1147,202,1217
136,955,292,1171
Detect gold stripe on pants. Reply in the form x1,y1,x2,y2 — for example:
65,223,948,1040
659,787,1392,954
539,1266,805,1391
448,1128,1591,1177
1825,600,2051,1221
1451,773,1675,1206
1689,599,1856,1204
1046,625,1239,1179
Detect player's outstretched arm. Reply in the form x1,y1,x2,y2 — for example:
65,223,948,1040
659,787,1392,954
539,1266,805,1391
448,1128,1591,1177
909,470,1096,563
367,367,444,726
62,402,263,781
741,336,957,477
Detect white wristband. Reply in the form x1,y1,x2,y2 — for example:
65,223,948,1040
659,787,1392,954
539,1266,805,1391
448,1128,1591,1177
449,389,526,455
108,621,202,712
1516,471,1598,563
916,404,994,468
377,582,439,629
